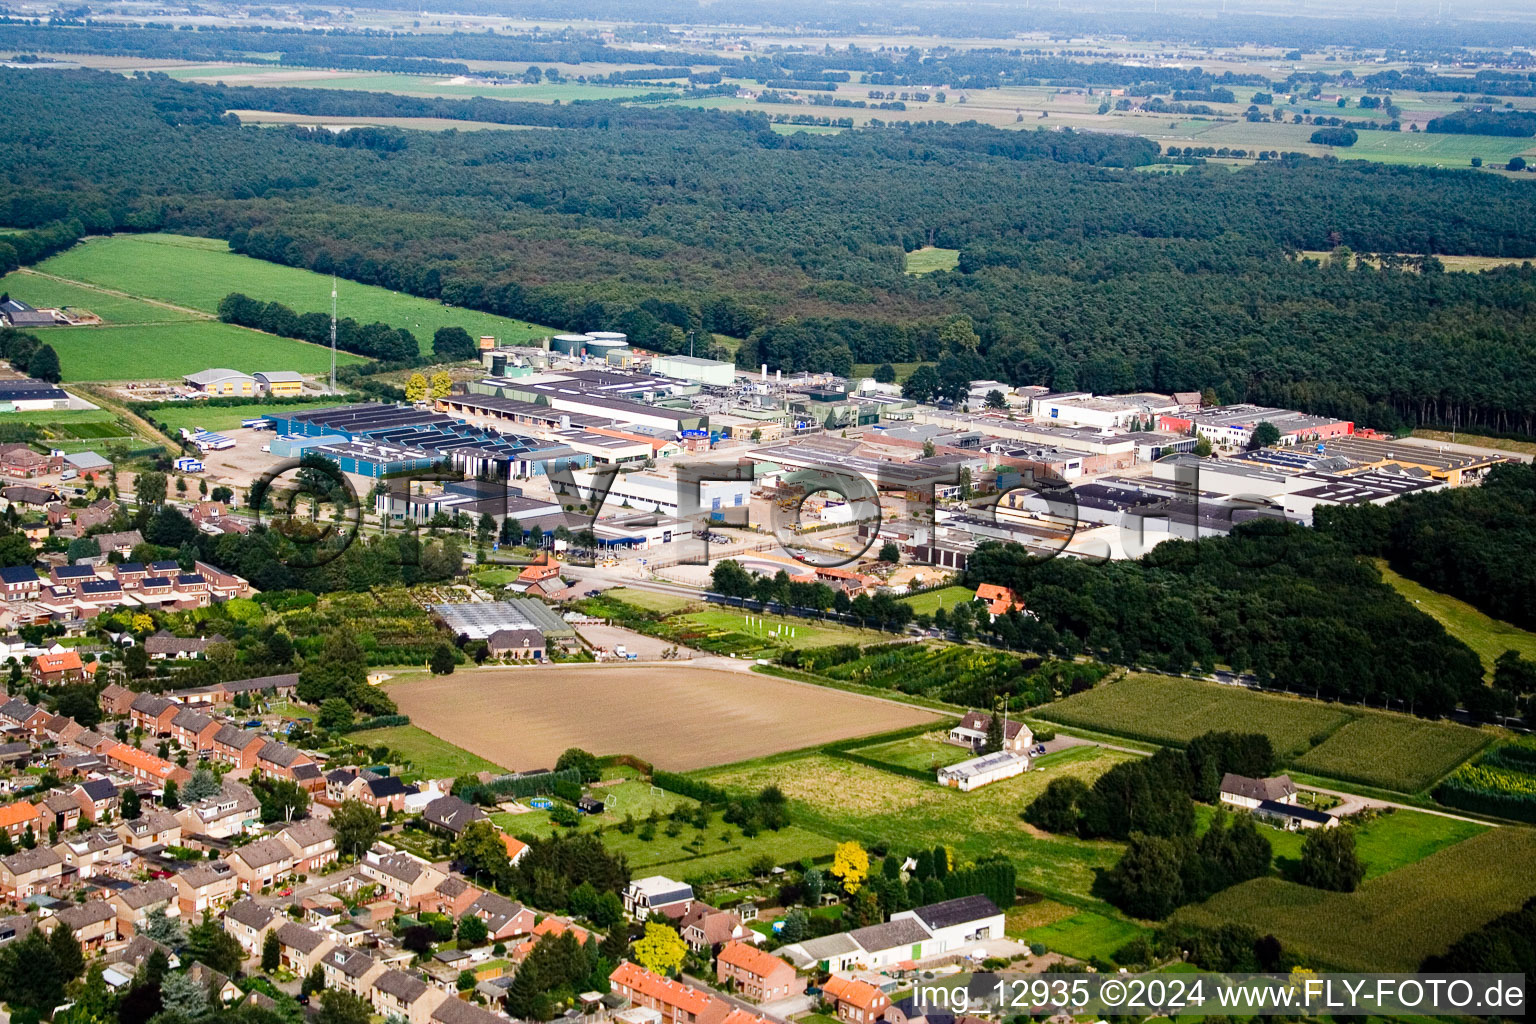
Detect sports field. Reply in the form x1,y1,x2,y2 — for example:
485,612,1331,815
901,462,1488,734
387,664,939,772
1174,826,1536,970
899,585,975,615
31,234,555,354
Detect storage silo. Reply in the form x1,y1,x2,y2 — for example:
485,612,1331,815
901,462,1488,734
584,333,630,362
551,333,590,357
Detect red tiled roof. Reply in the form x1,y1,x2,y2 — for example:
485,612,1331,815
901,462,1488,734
610,962,720,1017
716,941,787,979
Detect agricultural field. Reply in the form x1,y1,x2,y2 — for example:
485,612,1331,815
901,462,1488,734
388,663,939,773
1433,742,1536,822
1174,826,1536,970
0,270,202,324
1037,674,1354,759
1375,562,1536,673
1290,714,1490,793
32,234,555,355
43,322,356,383
899,585,975,615
696,744,1138,904
229,109,532,131
348,723,508,779
791,641,1079,710
905,247,960,274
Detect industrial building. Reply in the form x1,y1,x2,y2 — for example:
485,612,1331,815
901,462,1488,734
0,378,69,412
1159,404,1354,447
184,369,256,396
429,599,574,644
253,371,305,397
650,355,736,388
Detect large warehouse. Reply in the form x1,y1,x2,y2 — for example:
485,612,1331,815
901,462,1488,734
0,378,70,412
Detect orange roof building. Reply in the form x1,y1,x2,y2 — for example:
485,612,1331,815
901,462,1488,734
0,801,40,838
515,915,592,958
822,976,890,1024
500,833,529,864
974,584,1025,619
610,962,729,1024
30,650,96,683
715,942,796,1002
106,743,193,786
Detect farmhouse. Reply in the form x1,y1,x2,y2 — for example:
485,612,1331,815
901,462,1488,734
945,711,1033,755
936,751,1029,792
1219,773,1298,809
1253,800,1338,831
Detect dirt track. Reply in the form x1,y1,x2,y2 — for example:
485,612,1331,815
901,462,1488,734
389,663,941,772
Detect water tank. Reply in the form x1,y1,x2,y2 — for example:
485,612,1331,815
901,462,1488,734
586,331,628,344
551,333,590,357
490,354,508,376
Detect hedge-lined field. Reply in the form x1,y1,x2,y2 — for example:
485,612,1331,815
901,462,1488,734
1037,673,1490,793
1174,827,1536,970
1291,715,1491,793
1434,742,1536,822
1037,674,1354,758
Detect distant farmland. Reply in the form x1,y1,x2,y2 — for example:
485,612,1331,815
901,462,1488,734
32,234,555,355
388,663,939,772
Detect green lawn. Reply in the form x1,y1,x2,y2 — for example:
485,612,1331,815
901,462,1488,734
33,234,556,355
697,743,1138,905
1376,561,1536,675
38,321,362,382
769,124,845,136
850,361,932,384
147,401,332,434
1194,804,1484,881
474,568,520,587
602,587,698,614
1024,910,1149,963
348,724,507,778
900,586,975,615
671,607,889,658
904,247,960,274
850,734,967,773
0,270,203,324
1174,826,1536,970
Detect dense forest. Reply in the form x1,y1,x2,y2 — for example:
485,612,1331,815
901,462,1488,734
961,520,1488,721
4,70,1536,434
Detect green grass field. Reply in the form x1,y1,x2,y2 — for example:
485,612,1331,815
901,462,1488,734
1038,674,1354,759
1024,910,1149,962
348,723,508,778
851,361,932,383
698,743,1138,905
1174,826,1536,970
146,401,332,434
33,234,555,355
0,271,202,324
670,607,889,658
850,733,968,773
39,321,360,382
1340,131,1536,168
1291,715,1490,793
905,247,961,274
899,586,975,615
1195,804,1484,880
601,587,698,614
1376,562,1536,674
1039,674,1490,793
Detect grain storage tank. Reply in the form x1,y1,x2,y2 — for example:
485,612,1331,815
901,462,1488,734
551,333,590,357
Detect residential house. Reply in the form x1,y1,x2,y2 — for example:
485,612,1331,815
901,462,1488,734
609,962,730,1024
358,847,446,907
624,876,694,920
353,774,416,815
945,711,1033,756
431,995,509,1024
415,876,482,919
0,698,49,735
56,828,125,879
321,945,385,996
42,791,81,833
1218,773,1298,810
464,890,536,942
371,969,449,1024
274,922,336,976
500,833,529,867
0,566,41,602
172,861,238,918
277,820,337,874
972,583,1025,620
30,650,94,685
0,800,41,840
41,714,85,745
0,846,63,898
223,898,277,954
168,707,221,752
681,905,754,952
117,808,183,851
143,631,219,661
185,962,242,1005
49,899,120,952
176,780,259,840
227,837,296,893
129,694,182,736
485,628,545,660
93,530,143,558
72,778,119,822
109,880,179,937
99,683,137,717
105,743,191,787
255,740,313,779
821,976,890,1024
422,795,486,836
715,942,796,1003
512,915,590,958
209,724,265,769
